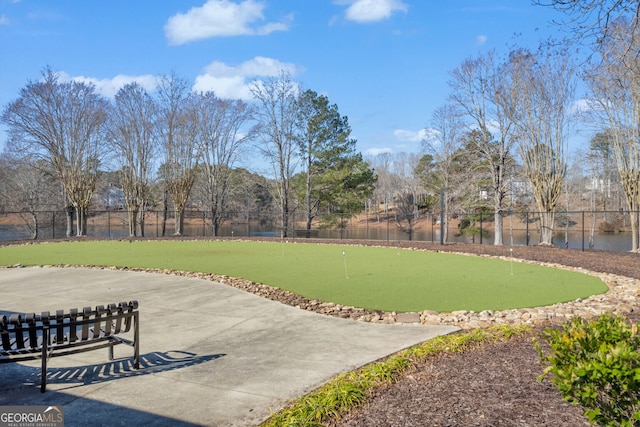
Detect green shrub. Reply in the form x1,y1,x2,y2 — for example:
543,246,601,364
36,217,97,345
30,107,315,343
537,314,640,426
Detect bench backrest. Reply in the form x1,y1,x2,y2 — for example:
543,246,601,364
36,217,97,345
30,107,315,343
0,301,138,352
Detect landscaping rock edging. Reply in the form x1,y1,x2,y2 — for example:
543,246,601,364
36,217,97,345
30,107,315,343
10,256,637,330
191,266,639,329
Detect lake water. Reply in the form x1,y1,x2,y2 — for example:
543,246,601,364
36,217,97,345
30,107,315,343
1,221,634,252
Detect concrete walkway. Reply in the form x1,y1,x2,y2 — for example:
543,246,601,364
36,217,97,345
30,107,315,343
0,267,458,426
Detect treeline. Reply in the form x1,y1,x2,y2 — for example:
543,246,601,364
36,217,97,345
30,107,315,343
0,70,375,239
366,23,639,251
2,9,640,251
386,19,639,252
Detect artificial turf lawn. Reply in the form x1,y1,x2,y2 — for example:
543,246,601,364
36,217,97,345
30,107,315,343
0,240,608,313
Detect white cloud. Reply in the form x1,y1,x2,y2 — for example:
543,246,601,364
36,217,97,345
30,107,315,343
570,98,591,115
53,56,298,102
0,15,10,25
194,75,253,100
476,34,488,45
164,0,290,45
419,127,441,147
485,119,501,135
365,147,393,156
393,128,432,143
337,0,408,23
193,56,298,100
58,72,157,98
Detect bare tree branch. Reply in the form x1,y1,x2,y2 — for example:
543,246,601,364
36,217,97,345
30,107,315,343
1,67,108,236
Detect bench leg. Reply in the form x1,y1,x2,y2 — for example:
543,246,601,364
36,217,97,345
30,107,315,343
133,312,139,369
41,334,48,393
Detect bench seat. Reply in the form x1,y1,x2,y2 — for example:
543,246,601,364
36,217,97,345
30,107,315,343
0,301,139,392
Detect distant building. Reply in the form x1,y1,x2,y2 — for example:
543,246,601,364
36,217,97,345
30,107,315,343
102,187,126,209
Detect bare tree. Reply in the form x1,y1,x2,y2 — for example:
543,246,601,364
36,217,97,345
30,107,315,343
0,155,59,239
156,73,201,236
250,71,299,238
534,0,640,47
1,67,108,236
391,152,423,240
448,50,518,245
585,19,640,251
586,131,622,220
422,104,466,243
508,46,577,245
368,152,395,221
579,143,605,248
107,82,158,237
196,92,255,236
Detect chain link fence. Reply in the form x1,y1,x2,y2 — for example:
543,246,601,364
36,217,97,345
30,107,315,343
0,208,637,252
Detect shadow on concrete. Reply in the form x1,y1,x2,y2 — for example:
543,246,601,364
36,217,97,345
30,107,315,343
1,386,205,426
1,351,225,425
1,350,224,395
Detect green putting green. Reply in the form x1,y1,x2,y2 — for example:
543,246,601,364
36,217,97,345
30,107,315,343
0,240,607,313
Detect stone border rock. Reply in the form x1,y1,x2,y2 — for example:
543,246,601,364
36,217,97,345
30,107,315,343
8,251,638,330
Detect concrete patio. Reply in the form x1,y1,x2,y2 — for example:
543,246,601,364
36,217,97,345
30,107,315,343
0,266,458,426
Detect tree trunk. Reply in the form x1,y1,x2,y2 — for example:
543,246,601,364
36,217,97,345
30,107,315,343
620,172,640,252
280,180,289,238
75,208,82,236
631,210,639,252
494,212,503,245
305,155,313,238
442,198,449,244
539,211,555,245
75,206,88,236
174,207,185,236
305,214,313,238
281,207,289,238
589,209,596,249
30,211,38,240
493,164,507,246
211,207,220,237
66,205,74,238
139,208,146,237
161,190,168,237
128,207,139,237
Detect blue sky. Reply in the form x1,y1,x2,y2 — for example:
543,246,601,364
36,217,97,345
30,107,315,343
0,0,568,158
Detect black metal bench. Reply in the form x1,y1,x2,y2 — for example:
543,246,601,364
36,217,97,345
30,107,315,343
0,301,139,392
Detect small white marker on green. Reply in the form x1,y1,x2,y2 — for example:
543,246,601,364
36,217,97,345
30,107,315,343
342,250,349,279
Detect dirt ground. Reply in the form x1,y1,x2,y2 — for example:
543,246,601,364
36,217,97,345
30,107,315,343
326,241,640,426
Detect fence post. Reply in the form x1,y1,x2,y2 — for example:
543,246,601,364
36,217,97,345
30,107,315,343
479,212,483,245
386,212,389,242
51,211,55,239
365,205,369,240
107,210,111,239
439,189,444,245
525,211,529,246
582,210,585,252
431,213,434,243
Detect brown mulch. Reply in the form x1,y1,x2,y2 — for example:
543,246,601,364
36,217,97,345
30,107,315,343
325,241,640,427
333,334,591,427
